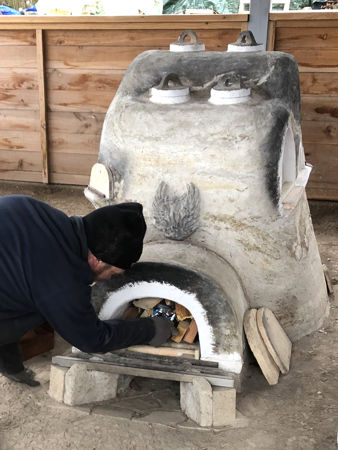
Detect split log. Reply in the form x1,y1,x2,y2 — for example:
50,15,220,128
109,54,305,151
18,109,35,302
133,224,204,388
175,303,192,321
133,297,161,309
171,320,190,343
122,306,140,319
183,319,198,344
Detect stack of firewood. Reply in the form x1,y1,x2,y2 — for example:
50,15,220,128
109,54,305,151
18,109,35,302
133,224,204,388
121,297,199,354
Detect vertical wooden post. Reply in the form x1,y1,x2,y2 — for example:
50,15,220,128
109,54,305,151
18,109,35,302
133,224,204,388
266,20,276,51
36,29,49,183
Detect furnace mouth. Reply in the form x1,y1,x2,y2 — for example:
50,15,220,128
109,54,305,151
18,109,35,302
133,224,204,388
119,296,200,360
91,261,244,374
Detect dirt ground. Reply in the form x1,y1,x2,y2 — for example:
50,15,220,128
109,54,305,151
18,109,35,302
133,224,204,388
0,180,337,450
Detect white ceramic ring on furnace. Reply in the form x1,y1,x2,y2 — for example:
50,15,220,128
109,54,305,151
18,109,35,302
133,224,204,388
150,73,190,105
170,30,205,52
209,87,251,105
227,30,264,53
227,43,264,52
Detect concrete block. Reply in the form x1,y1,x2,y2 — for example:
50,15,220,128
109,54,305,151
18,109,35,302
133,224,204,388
117,375,133,394
212,387,236,427
63,363,119,406
180,377,213,427
180,379,236,427
48,365,68,403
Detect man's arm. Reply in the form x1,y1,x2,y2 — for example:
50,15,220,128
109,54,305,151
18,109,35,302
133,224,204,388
35,284,157,353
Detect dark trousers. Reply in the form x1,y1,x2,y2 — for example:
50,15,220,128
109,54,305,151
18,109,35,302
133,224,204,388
0,313,45,374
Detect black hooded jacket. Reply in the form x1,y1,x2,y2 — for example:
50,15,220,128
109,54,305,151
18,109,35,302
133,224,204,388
0,195,155,351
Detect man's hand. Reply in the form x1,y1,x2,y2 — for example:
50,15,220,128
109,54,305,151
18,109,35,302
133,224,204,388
148,317,174,347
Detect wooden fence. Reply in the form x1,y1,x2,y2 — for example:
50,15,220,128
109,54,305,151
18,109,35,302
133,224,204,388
269,12,338,200
0,15,248,186
0,12,337,200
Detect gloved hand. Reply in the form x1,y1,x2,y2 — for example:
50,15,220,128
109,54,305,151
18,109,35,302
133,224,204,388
148,317,174,347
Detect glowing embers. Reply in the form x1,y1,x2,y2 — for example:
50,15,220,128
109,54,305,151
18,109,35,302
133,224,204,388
209,74,250,105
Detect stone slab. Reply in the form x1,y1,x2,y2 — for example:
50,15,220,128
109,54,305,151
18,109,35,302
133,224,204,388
135,410,186,426
48,365,68,403
257,307,292,374
63,363,119,406
92,405,134,420
243,309,280,385
180,377,213,427
212,387,236,427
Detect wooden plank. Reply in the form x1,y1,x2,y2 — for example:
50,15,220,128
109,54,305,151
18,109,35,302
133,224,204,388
47,68,124,91
274,19,338,29
0,21,248,31
46,46,164,70
48,111,105,134
0,68,38,90
302,120,338,145
36,29,49,183
126,345,198,360
45,28,240,48
52,355,236,387
286,48,338,72
303,143,338,186
301,95,338,122
266,20,276,51
300,73,338,95
49,172,89,185
0,90,38,110
48,90,113,112
306,186,338,201
49,132,100,154
270,12,338,22
49,152,97,174
275,27,338,50
0,15,248,26
0,170,42,182
0,131,40,151
0,110,39,131
0,149,42,172
0,46,36,68
0,30,36,45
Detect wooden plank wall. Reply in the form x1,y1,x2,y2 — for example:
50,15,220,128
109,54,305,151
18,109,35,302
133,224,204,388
269,12,338,201
0,16,248,186
0,29,42,182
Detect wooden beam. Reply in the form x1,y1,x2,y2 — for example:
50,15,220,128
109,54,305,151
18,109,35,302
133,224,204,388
266,19,276,51
36,29,49,183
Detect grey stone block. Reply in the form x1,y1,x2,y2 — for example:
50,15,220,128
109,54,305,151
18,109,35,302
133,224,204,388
180,379,236,427
63,363,119,406
212,387,236,427
48,365,68,403
180,377,213,427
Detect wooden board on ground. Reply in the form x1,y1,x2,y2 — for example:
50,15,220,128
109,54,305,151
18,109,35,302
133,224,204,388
243,309,280,385
322,264,334,295
256,307,292,375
